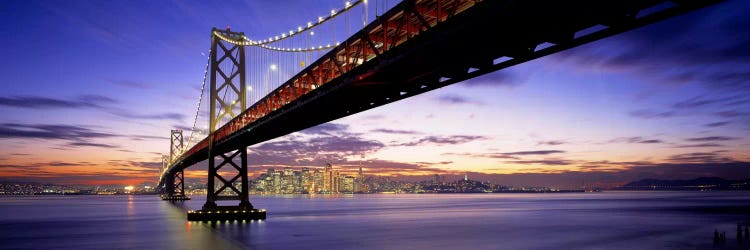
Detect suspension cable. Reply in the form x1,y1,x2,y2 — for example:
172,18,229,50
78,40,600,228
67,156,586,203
242,0,362,46
184,48,212,154
210,0,362,48
214,31,339,52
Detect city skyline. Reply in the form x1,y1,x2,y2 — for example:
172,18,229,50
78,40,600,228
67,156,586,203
1,0,749,189
5,164,748,195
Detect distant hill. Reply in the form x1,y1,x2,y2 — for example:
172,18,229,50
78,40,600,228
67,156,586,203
617,177,750,190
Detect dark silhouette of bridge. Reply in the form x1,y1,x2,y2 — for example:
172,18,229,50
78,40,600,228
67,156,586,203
156,0,723,220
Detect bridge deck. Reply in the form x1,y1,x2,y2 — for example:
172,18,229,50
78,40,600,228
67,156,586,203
162,0,722,180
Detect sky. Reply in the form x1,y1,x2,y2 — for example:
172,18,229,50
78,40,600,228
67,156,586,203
0,0,749,188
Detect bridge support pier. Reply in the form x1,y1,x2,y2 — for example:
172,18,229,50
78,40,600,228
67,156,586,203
189,146,265,221
161,170,190,201
202,146,252,210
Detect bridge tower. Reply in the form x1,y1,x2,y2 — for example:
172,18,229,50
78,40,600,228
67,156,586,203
170,130,186,198
163,130,189,200
202,27,253,211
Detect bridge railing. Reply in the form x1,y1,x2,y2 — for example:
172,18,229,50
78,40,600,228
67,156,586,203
169,0,479,171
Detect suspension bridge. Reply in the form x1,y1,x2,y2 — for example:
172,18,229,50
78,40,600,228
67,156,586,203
155,0,723,221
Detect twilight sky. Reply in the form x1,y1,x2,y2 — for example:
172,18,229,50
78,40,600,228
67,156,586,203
0,0,749,188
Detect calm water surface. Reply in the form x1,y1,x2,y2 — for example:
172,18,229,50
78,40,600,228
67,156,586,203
1,192,749,249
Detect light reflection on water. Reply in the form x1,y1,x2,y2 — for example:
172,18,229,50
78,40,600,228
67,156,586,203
1,192,749,249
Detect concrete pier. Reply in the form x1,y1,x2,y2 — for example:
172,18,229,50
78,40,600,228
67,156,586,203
187,207,266,221
161,195,191,201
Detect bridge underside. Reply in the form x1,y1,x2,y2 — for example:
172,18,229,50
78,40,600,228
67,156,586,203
170,0,718,173
165,0,721,177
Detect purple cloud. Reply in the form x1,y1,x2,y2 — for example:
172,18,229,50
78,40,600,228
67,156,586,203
686,136,738,142
674,143,724,148
629,110,676,119
0,95,115,109
371,129,421,135
0,123,117,140
537,140,566,146
609,137,665,144
501,150,565,156
434,94,483,105
68,142,118,148
705,121,731,127
394,135,486,147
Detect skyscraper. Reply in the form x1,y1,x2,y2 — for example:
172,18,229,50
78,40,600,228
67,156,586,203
323,164,333,193
333,170,340,193
341,176,355,193
272,171,281,193
277,167,294,193
313,169,323,193
301,167,312,193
